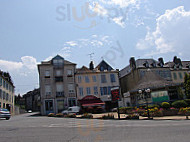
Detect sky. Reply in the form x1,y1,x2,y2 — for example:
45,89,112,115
0,0,190,95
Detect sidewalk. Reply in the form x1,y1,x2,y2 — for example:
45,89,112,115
91,112,189,120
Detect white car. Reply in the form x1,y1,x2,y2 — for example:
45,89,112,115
62,106,80,115
0,108,11,120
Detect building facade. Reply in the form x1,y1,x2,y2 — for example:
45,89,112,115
76,60,119,111
165,56,190,84
0,71,15,114
23,88,40,112
119,57,179,107
38,55,77,115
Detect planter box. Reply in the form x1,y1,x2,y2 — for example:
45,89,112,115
162,110,178,116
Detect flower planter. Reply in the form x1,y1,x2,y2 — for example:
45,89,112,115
162,110,178,116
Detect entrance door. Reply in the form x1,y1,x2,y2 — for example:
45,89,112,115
45,100,54,115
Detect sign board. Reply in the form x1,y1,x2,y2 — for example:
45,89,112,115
151,91,169,103
111,87,120,102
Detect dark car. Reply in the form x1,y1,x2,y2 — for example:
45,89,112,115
0,108,11,120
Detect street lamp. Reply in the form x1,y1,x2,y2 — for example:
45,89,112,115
138,88,151,119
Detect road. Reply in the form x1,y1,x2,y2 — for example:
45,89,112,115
0,113,190,142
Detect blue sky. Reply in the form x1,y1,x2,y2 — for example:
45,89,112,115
0,0,190,95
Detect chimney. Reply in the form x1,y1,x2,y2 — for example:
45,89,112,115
158,57,164,66
129,57,136,69
89,61,94,70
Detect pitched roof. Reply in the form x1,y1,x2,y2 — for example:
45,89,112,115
95,60,113,71
130,69,176,92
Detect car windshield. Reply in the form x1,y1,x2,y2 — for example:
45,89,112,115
0,109,9,111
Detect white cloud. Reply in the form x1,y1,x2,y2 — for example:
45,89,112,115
0,56,39,95
0,60,23,71
65,41,77,47
136,6,190,58
89,2,108,16
112,16,125,28
89,0,143,28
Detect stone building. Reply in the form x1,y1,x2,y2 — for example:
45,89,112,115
119,57,179,107
23,88,40,112
38,55,77,115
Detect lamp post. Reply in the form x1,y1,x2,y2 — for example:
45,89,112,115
138,88,151,119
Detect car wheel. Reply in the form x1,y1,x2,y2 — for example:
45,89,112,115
6,117,10,120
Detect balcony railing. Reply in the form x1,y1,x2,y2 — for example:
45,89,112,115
56,91,64,97
55,76,63,82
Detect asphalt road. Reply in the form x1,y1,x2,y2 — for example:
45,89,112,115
0,113,190,142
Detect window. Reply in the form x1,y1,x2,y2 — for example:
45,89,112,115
110,74,116,82
68,84,75,93
3,80,5,88
78,76,82,83
101,75,107,83
173,73,177,80
6,93,8,101
108,86,111,95
53,59,64,66
57,100,64,113
85,76,90,83
86,87,91,95
103,87,107,95
0,89,2,99
92,76,96,82
45,85,51,95
179,72,183,79
56,70,61,76
0,77,2,86
56,84,63,92
67,69,72,76
94,86,98,95
68,98,76,107
3,91,5,100
79,87,83,96
100,87,104,96
45,70,50,77
100,87,108,95
6,83,8,90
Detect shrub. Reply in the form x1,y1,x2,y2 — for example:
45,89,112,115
161,102,170,109
184,99,190,107
56,113,64,117
81,113,93,119
172,100,188,108
119,107,134,114
65,113,76,118
101,114,114,119
48,113,55,117
179,107,190,115
148,104,160,109
126,113,139,120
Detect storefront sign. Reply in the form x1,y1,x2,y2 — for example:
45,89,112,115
111,87,120,102
151,91,169,103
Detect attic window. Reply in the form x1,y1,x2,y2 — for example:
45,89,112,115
100,66,104,71
143,61,149,68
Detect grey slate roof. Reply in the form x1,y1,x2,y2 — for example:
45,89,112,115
130,70,176,92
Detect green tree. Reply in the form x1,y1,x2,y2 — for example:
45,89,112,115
184,73,190,99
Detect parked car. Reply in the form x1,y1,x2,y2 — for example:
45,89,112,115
0,108,11,120
62,106,80,115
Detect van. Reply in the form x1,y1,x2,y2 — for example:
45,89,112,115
62,106,80,115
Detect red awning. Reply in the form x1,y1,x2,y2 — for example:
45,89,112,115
82,102,105,107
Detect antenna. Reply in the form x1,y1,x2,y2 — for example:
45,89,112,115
88,53,94,61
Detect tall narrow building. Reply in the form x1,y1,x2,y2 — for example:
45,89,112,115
38,55,77,115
